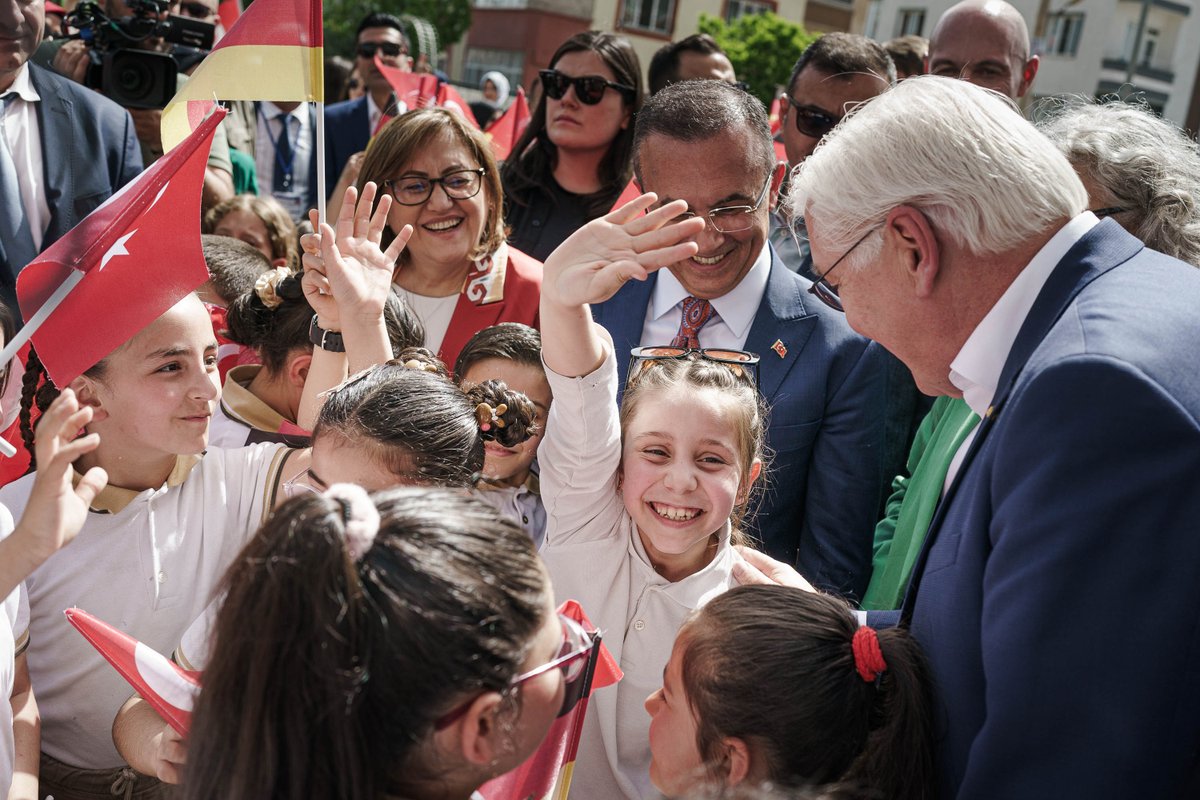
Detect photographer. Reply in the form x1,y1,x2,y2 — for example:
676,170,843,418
44,0,235,210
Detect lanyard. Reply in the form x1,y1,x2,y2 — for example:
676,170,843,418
257,103,298,184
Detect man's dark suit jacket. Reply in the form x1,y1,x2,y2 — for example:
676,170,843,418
592,247,895,598
874,220,1200,798
0,64,142,316
322,95,368,192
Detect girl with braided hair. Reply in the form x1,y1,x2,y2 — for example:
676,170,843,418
645,586,935,799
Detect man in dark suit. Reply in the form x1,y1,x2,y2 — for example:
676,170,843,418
791,76,1200,797
0,0,142,317
591,80,895,598
323,11,411,190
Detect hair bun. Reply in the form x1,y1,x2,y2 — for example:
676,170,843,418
466,379,539,448
392,347,450,380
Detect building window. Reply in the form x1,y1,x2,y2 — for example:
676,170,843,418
463,48,524,94
1044,11,1084,56
865,0,883,39
1140,27,1159,66
619,0,676,35
895,8,925,37
726,0,773,22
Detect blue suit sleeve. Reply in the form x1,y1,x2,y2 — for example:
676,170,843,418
798,339,890,599
959,356,1200,798
116,108,143,189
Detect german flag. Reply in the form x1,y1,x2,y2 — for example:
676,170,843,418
161,0,322,153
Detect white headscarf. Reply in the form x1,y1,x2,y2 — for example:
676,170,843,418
480,71,511,106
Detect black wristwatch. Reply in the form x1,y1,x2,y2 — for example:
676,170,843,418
309,315,346,353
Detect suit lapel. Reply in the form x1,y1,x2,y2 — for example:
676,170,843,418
900,220,1144,621
743,251,815,401
594,273,656,390
31,66,73,243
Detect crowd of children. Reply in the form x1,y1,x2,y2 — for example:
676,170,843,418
0,166,935,800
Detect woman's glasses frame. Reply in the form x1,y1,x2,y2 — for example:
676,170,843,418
383,167,487,206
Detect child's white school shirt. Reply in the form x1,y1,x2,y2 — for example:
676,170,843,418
539,350,739,800
0,443,292,769
0,504,28,797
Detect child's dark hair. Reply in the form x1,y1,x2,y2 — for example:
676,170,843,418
182,488,549,800
453,322,542,377
200,234,271,306
19,347,107,471
680,586,935,800
314,348,539,487
225,273,425,376
0,301,15,396
620,358,768,543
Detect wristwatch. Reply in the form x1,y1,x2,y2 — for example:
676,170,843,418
309,315,346,353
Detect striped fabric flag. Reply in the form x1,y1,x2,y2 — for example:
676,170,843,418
478,601,622,800
161,0,323,152
65,608,201,736
485,87,530,161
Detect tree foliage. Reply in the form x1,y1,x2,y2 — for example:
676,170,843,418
697,12,818,107
321,0,471,62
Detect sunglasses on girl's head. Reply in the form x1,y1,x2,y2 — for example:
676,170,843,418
629,346,761,386
357,41,407,59
539,69,635,105
434,613,596,729
787,97,841,140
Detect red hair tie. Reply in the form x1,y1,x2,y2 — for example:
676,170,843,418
852,625,888,683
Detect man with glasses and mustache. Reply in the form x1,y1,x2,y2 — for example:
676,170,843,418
324,11,412,190
590,80,896,600
768,33,894,281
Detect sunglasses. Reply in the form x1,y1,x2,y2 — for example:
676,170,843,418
629,346,760,386
435,613,597,729
786,97,841,140
357,41,407,59
539,69,635,105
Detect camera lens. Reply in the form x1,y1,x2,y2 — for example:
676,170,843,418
114,58,153,101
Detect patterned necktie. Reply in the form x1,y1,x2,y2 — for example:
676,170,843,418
671,296,716,349
0,93,37,274
272,112,294,193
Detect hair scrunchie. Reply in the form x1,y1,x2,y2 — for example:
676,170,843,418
325,483,381,562
852,625,888,683
254,266,293,310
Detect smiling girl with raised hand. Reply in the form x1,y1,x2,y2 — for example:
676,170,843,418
537,193,765,799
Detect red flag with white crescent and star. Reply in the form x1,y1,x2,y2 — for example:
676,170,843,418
374,56,439,112
485,86,531,161
16,107,222,387
64,608,201,736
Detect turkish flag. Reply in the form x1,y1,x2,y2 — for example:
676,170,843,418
16,107,222,386
485,87,530,161
64,608,201,737
375,56,438,111
216,0,240,32
478,600,622,800
608,177,644,215
436,82,479,129
768,96,782,136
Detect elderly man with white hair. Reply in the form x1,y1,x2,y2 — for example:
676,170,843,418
750,76,1200,798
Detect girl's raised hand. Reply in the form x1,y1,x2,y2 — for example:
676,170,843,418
542,193,705,308
301,183,413,330
12,389,107,566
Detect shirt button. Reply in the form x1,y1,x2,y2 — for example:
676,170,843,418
522,515,529,524
532,219,542,227
157,571,166,584
634,620,645,631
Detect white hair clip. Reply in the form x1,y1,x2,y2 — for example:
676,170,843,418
324,483,381,562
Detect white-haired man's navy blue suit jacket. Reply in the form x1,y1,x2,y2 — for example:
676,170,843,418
873,219,1200,798
592,246,896,598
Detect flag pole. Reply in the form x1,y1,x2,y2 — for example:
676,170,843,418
0,270,87,457
315,100,326,226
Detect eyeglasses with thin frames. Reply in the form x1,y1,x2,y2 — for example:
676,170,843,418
670,173,774,234
808,227,879,313
383,167,487,206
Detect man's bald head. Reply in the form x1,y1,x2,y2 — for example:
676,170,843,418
928,0,1038,99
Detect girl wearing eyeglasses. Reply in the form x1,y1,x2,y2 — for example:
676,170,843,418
536,194,768,798
355,107,542,370
180,488,575,800
501,31,644,262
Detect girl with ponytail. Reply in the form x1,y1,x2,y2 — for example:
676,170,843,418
645,585,935,799
181,488,571,800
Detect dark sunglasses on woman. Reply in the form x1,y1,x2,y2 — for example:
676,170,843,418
539,69,636,105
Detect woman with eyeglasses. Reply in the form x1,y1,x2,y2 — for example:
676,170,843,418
355,106,542,369
501,31,643,262
180,487,580,800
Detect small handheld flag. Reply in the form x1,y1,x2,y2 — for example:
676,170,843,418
485,87,530,161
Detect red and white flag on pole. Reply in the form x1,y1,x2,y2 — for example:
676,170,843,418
64,608,201,736
16,107,222,386
478,601,622,800
375,56,439,112
485,87,530,161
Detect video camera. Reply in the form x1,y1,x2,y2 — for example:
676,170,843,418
66,0,215,109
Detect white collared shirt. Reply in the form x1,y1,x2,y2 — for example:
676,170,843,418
366,92,406,137
254,101,313,219
640,242,772,350
2,65,49,250
942,212,1100,492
